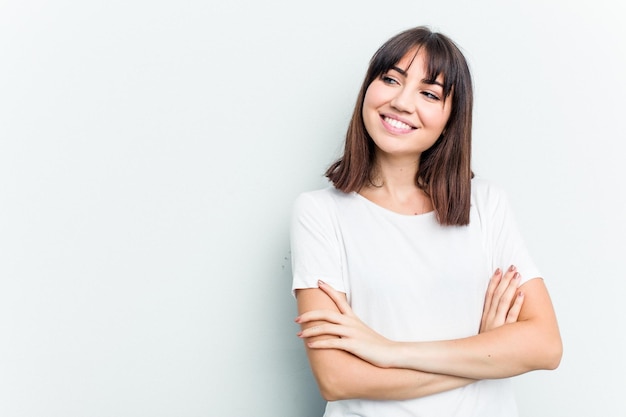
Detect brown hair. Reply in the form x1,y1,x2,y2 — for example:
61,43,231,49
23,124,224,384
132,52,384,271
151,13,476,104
325,26,474,226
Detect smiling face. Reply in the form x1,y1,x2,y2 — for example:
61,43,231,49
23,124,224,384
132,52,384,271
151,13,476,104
362,49,452,162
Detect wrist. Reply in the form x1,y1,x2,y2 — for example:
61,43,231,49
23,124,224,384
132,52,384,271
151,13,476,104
387,341,411,368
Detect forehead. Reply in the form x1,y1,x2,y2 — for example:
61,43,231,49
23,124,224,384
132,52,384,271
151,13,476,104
395,48,426,71
393,48,445,82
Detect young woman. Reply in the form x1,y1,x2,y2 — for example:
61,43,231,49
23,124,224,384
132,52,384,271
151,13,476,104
291,26,562,416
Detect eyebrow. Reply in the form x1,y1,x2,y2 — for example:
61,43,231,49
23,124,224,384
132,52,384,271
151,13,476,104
390,66,444,88
391,66,408,76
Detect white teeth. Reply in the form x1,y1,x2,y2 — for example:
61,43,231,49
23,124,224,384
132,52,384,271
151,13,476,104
384,117,411,130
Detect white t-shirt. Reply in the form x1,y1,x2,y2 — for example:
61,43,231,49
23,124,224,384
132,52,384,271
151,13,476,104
290,177,541,417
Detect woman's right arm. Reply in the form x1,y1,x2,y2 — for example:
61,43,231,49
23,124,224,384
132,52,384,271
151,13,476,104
296,287,475,401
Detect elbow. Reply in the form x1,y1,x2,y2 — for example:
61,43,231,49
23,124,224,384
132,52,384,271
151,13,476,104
307,348,360,401
319,387,340,402
316,371,350,401
518,333,562,374
313,360,365,401
545,339,563,370
316,374,337,401
536,335,563,371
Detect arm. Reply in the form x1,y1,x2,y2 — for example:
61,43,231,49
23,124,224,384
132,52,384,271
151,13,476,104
296,287,475,401
288,192,464,400
295,268,524,401
391,275,562,379
300,267,562,380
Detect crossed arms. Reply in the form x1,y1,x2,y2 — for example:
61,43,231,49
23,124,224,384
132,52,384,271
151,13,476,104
294,266,562,401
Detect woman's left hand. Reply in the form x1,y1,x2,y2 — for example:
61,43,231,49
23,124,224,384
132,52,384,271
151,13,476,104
296,280,398,368
480,266,524,333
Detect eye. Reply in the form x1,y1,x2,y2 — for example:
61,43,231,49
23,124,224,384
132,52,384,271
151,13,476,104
421,91,441,101
381,75,399,85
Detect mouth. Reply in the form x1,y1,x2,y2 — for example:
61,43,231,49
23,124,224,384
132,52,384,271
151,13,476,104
381,115,416,133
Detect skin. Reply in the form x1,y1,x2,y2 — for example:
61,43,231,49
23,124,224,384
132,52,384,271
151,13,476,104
298,268,562,380
295,268,531,401
295,49,562,400
360,50,451,214
362,50,451,161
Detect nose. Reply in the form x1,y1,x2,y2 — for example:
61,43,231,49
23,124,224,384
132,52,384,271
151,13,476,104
390,86,415,113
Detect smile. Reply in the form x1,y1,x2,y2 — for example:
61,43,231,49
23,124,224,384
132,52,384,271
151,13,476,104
381,116,415,132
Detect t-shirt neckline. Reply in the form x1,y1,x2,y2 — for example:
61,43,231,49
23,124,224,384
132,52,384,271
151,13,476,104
350,191,437,219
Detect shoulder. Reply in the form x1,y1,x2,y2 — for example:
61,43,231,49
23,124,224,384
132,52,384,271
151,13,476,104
471,176,510,209
290,187,353,247
293,186,351,212
291,186,353,224
471,176,506,197
295,186,340,204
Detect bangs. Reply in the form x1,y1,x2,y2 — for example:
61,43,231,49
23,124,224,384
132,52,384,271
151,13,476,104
367,30,462,99
421,39,458,98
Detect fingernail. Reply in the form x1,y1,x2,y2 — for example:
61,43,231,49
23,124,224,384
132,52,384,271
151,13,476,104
495,268,501,275
509,265,516,272
514,272,521,280
294,316,301,323
318,280,326,286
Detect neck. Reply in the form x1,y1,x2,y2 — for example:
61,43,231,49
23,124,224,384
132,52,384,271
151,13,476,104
360,154,432,216
370,153,420,193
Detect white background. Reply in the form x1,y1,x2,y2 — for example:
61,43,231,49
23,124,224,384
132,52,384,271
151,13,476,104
1,1,624,416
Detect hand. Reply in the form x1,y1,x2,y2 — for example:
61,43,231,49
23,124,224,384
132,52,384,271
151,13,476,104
480,266,524,333
296,280,397,368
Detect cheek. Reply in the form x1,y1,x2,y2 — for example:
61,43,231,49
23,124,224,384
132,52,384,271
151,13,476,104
363,82,386,108
422,106,451,129
362,88,379,126
362,87,375,111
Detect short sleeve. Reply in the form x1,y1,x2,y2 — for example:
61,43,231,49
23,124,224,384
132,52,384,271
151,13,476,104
477,181,542,285
290,190,346,296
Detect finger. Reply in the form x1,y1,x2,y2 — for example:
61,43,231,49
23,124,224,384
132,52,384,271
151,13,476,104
495,272,521,318
298,322,349,339
482,268,502,315
317,280,352,316
492,265,516,302
306,337,350,351
480,269,502,331
296,309,344,325
505,291,524,324
492,266,518,310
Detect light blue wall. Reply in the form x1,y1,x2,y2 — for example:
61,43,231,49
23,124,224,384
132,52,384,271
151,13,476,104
0,1,624,416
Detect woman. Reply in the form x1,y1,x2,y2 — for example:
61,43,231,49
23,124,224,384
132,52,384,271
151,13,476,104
291,26,562,416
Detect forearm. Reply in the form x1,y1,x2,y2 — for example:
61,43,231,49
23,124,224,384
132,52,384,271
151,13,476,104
306,347,475,401
389,278,562,379
392,320,560,379
296,287,475,401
